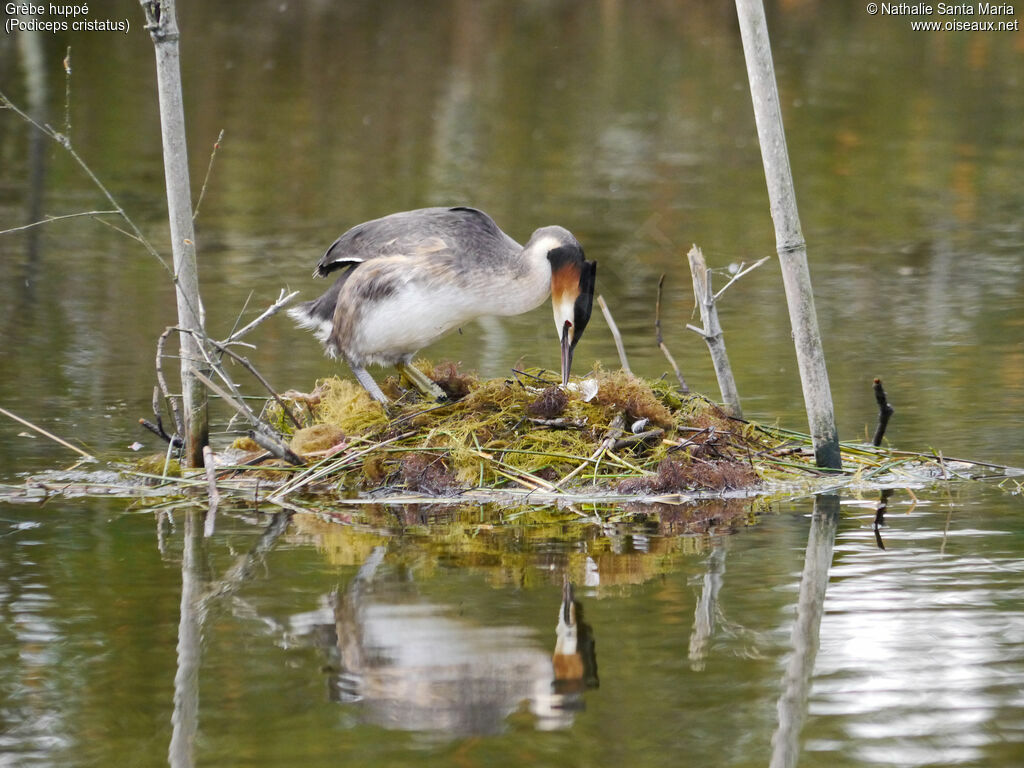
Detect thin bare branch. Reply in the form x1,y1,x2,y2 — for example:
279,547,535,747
248,429,304,466
0,405,94,460
190,347,262,426
0,87,171,275
62,47,72,138
225,291,255,342
597,294,631,374
92,216,147,243
872,378,895,447
687,245,742,418
0,210,119,236
713,255,770,301
193,129,224,222
221,289,298,346
189,369,298,466
202,336,302,430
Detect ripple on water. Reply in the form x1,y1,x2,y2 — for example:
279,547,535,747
805,511,1024,766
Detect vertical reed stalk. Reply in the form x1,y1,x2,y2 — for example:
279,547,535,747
735,0,840,469
141,0,208,467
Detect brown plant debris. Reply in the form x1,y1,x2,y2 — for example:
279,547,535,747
591,369,674,429
617,457,757,495
527,386,569,419
399,453,461,495
425,360,478,400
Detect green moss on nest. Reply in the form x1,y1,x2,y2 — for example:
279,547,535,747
308,378,388,433
134,454,182,477
230,435,262,453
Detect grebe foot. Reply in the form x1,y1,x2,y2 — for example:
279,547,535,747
396,361,448,403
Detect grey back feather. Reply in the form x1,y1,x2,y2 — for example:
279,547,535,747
314,206,520,277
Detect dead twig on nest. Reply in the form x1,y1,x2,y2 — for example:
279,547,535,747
189,369,301,465
685,245,764,418
248,430,303,466
611,428,665,453
529,418,588,428
561,413,630,488
156,327,186,439
597,295,631,374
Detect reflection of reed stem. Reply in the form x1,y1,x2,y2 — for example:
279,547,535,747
18,28,47,273
169,509,203,768
770,494,839,768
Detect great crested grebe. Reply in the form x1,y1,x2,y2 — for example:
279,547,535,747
289,206,596,403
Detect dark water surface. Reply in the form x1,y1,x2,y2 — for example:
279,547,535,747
1,1,1023,765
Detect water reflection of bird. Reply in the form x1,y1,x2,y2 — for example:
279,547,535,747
289,206,597,403
553,578,599,695
327,547,586,734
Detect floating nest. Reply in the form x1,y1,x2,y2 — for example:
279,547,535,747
223,361,823,499
3,360,1017,507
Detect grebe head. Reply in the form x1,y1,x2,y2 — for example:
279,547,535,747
527,227,597,386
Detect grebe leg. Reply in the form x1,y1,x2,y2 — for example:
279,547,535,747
348,361,390,404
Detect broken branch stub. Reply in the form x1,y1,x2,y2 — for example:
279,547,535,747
872,378,895,447
686,245,743,419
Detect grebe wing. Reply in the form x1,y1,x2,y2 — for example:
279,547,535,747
312,206,519,278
